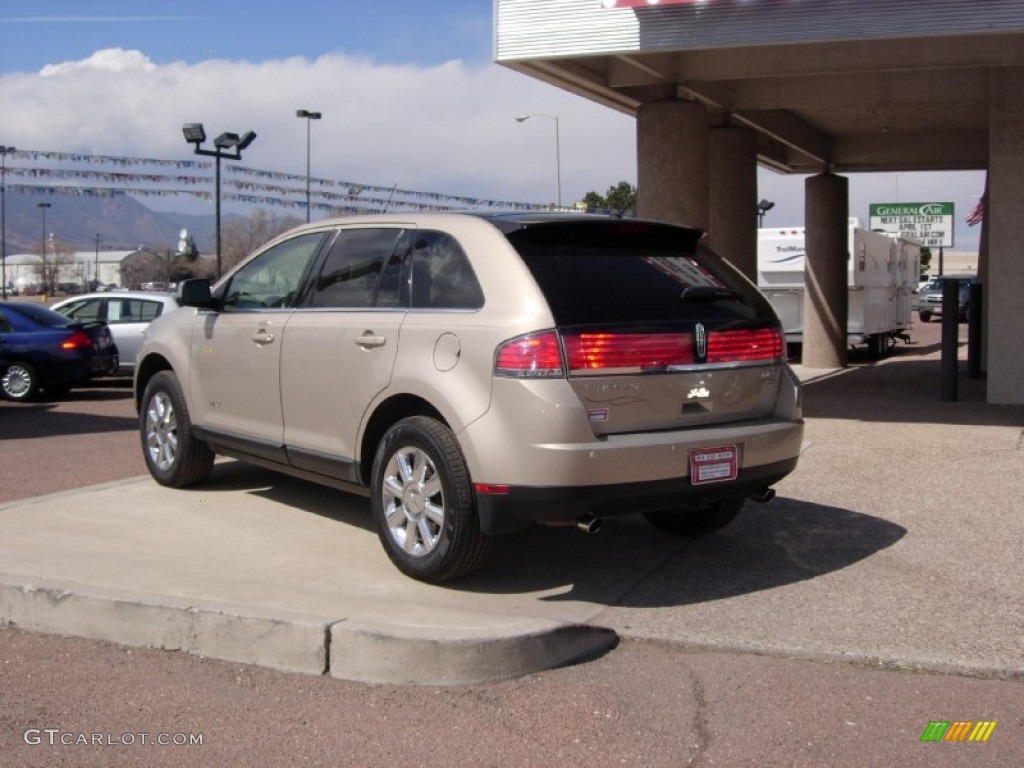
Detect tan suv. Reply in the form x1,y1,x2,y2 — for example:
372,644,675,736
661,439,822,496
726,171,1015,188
135,213,803,582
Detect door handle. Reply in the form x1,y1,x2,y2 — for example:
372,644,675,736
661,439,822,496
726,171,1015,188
355,332,387,349
252,331,276,345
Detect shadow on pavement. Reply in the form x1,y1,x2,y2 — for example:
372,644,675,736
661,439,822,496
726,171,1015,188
0,403,138,439
467,500,906,606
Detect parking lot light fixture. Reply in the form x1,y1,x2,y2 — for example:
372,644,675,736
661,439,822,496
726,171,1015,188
182,122,257,279
296,110,322,222
37,202,52,296
1,145,14,299
516,113,561,208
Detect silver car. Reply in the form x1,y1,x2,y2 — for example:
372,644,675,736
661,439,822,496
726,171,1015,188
134,213,804,582
52,291,182,374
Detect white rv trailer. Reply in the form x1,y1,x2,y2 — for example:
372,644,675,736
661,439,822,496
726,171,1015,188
757,220,921,357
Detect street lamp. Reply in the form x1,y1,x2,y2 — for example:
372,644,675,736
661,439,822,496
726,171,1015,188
296,109,322,223
516,113,561,208
757,199,775,228
1,145,13,299
182,122,257,279
37,202,52,296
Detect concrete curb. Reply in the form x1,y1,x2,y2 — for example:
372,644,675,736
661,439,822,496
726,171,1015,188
331,620,619,686
0,575,619,685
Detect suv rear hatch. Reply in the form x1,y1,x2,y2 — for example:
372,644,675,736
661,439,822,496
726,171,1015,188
500,218,785,436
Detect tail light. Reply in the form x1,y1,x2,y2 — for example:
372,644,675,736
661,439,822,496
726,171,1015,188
494,331,564,378
60,330,93,350
706,328,783,363
565,333,693,372
495,326,782,378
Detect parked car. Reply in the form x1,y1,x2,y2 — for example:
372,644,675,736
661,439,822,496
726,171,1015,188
51,291,181,374
0,301,119,401
134,213,804,582
917,275,976,322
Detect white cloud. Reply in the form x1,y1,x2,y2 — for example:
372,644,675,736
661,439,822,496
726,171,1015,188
4,48,636,207
3,47,984,249
39,47,157,76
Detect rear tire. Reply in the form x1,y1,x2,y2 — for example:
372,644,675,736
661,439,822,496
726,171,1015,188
140,370,214,487
371,416,490,583
643,498,745,536
918,311,931,322
1,362,39,401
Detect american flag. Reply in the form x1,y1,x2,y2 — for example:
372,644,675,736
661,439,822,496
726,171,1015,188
965,196,984,227
601,0,696,7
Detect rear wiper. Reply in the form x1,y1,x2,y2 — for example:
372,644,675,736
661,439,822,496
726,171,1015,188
680,286,744,302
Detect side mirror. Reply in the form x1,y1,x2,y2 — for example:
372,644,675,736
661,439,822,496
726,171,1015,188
178,278,218,309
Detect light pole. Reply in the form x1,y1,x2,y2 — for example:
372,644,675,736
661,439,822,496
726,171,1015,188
37,202,51,296
182,123,257,280
94,233,101,290
516,113,561,208
757,199,775,228
296,109,321,223
1,146,13,298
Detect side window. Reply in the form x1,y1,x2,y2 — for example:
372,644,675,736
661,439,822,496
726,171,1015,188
108,299,163,323
410,231,483,310
60,299,103,322
222,232,324,311
308,228,403,309
0,311,11,333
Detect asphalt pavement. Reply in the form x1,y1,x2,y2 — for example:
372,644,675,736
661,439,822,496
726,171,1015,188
1,323,1021,690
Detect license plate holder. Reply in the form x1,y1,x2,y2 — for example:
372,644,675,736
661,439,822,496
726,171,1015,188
689,444,738,485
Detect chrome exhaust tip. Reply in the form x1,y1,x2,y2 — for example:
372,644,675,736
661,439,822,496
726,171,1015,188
575,514,602,534
750,488,776,504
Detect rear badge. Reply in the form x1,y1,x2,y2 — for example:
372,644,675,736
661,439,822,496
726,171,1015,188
687,386,710,399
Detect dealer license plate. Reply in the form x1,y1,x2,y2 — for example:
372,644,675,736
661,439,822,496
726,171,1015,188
689,444,738,485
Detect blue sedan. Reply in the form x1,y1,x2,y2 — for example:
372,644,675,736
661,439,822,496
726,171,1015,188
0,302,119,401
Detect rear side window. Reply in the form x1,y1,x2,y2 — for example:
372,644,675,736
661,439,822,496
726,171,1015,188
108,299,164,323
504,221,772,326
309,228,404,309
409,231,483,310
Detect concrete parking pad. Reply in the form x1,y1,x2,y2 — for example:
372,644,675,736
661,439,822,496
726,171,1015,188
1,340,1022,684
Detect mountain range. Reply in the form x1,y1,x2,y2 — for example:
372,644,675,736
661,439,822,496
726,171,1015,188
2,189,224,255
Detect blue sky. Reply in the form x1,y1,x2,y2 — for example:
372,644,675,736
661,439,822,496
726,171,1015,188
0,0,495,72
0,1,984,249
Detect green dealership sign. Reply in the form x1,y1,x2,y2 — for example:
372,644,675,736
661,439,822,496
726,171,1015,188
868,202,954,248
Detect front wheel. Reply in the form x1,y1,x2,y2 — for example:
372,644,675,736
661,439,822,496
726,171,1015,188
140,370,214,487
371,416,490,583
643,498,745,536
1,362,39,401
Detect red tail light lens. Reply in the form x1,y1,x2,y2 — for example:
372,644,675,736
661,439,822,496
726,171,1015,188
565,333,694,372
706,328,783,363
60,330,92,350
494,331,565,378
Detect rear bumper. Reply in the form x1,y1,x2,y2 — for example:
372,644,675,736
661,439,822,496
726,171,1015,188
476,455,799,534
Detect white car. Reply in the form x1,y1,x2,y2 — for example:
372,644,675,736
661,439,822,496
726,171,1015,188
51,291,181,374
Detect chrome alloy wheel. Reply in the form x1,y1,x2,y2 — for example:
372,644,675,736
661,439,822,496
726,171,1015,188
144,390,179,472
381,445,446,557
1,364,33,399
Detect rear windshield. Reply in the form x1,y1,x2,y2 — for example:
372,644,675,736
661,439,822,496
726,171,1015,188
503,220,774,326
3,303,74,328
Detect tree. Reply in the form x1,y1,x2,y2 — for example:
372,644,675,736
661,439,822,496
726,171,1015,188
919,247,932,279
581,181,637,215
221,209,303,273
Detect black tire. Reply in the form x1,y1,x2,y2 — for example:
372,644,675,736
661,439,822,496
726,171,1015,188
139,370,214,488
371,416,490,583
1,361,40,401
643,498,745,536
918,311,931,322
